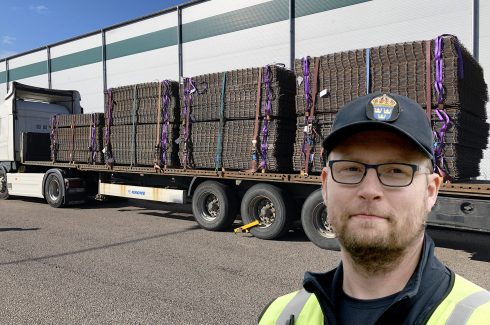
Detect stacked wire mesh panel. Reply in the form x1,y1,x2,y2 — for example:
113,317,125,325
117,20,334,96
294,35,488,180
50,113,105,163
369,35,488,180
293,52,367,174
179,65,297,172
103,81,180,167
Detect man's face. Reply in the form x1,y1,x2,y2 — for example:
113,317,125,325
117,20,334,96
321,129,441,259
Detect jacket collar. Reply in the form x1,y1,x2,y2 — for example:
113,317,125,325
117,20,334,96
303,234,450,322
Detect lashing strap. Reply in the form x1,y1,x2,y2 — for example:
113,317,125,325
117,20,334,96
246,67,263,173
160,80,171,169
153,81,162,170
131,85,138,167
70,114,75,163
50,115,58,162
215,72,227,171
425,40,432,120
433,35,454,181
88,113,97,163
104,88,114,168
365,48,371,94
260,65,273,173
182,78,194,169
303,56,320,176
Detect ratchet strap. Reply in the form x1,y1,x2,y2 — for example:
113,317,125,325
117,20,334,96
303,56,320,176
215,72,227,171
69,114,75,162
131,85,138,167
425,40,432,121
154,82,162,170
246,67,263,173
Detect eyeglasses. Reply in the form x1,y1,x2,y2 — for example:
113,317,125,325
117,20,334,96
328,160,431,187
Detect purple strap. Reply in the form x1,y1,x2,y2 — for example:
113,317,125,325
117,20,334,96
105,89,112,146
434,36,444,105
161,80,170,166
302,57,312,116
440,34,464,79
433,109,451,169
433,34,461,175
90,113,97,162
435,34,465,104
182,78,195,168
104,88,114,165
301,57,312,164
260,65,272,171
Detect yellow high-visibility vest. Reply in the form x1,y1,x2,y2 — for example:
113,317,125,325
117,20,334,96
259,275,490,324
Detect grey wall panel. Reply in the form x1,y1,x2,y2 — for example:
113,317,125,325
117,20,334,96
182,21,289,77
0,63,6,99
51,62,103,113
7,50,48,88
51,35,103,113
181,0,288,76
105,11,179,87
295,0,473,58
106,46,179,89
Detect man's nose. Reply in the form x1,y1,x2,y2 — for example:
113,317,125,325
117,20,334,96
357,168,383,200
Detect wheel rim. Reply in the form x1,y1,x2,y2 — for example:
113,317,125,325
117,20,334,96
312,202,336,239
0,173,7,194
200,193,220,222
250,196,276,228
48,178,61,202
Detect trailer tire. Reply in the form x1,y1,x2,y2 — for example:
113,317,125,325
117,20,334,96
301,189,340,251
0,167,9,200
44,173,66,208
241,183,291,240
192,181,238,231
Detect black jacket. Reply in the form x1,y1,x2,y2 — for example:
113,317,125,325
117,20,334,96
303,234,453,325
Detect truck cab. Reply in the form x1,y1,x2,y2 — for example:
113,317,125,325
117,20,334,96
0,82,82,171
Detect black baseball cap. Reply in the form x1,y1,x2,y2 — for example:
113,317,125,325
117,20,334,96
322,93,434,163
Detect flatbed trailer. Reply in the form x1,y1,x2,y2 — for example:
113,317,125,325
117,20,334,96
7,155,489,250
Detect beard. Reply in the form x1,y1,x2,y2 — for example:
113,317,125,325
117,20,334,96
331,200,427,275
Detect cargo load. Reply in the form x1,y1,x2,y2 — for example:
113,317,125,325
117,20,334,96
294,35,489,180
50,113,105,164
103,81,180,168
178,65,296,172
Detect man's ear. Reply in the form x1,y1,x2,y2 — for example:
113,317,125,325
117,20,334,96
426,173,442,212
321,166,328,205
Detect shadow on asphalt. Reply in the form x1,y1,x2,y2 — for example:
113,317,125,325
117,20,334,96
0,227,40,232
0,225,201,266
140,211,194,222
427,227,490,263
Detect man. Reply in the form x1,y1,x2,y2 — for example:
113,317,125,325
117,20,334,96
258,93,490,324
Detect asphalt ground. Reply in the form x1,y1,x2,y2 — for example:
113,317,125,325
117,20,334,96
1,197,489,324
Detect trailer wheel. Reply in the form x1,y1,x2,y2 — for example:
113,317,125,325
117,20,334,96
241,183,291,240
192,181,238,231
0,168,9,200
301,189,340,251
44,173,66,208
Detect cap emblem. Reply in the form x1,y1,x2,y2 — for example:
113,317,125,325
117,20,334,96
366,94,400,122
